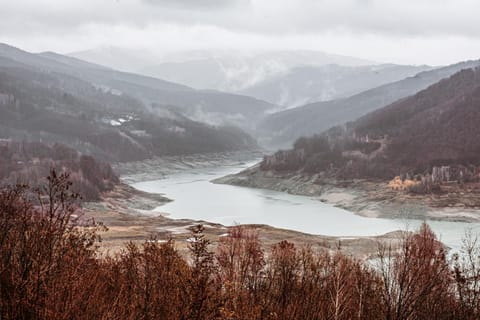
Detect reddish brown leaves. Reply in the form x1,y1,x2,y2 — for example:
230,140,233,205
0,176,479,319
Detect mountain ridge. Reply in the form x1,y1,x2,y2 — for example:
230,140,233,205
259,59,480,149
0,43,278,133
261,67,480,190
0,43,260,162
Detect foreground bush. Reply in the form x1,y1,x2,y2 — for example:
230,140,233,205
1,172,480,319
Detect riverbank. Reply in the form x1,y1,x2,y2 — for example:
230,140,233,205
83,184,406,259
82,151,409,259
213,165,480,223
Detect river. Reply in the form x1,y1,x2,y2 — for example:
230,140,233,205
132,160,480,251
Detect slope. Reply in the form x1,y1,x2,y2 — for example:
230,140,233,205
0,43,277,133
262,67,480,188
0,54,257,162
259,60,480,148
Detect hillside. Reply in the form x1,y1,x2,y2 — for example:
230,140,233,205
0,44,259,162
240,63,433,108
0,140,118,200
259,60,480,148
261,67,480,191
0,43,277,133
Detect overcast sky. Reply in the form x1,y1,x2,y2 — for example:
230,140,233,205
1,0,480,65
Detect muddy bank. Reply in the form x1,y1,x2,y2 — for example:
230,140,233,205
213,165,480,223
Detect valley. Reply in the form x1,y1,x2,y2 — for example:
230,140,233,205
3,42,480,255
4,2,480,318
78,152,480,259
82,154,407,259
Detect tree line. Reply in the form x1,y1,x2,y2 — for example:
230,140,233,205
0,141,118,200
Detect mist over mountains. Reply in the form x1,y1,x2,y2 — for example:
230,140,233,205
4,1,480,318
261,67,480,190
2,42,480,166
240,63,433,108
259,59,480,149
0,43,259,162
70,48,375,91
71,48,431,109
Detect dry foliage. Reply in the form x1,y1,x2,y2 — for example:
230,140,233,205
1,171,480,319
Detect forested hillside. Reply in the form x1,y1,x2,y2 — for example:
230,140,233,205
261,68,480,193
259,60,480,148
0,50,258,162
0,43,278,133
0,141,118,200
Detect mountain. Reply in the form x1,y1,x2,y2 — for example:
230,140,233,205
239,64,433,108
72,48,375,92
345,67,480,175
259,60,480,149
0,43,258,162
0,44,277,133
262,67,480,188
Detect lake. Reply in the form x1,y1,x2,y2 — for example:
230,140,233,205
132,160,480,251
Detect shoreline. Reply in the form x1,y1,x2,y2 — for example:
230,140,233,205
84,183,406,259
83,151,407,258
113,150,264,184
213,165,480,223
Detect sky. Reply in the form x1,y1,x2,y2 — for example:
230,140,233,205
1,0,480,65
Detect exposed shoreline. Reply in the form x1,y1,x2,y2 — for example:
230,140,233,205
84,182,406,259
84,151,407,258
213,164,480,223
113,150,264,184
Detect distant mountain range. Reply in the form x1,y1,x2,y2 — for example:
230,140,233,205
239,64,433,108
73,48,431,111
3,42,480,171
259,59,480,149
70,48,375,93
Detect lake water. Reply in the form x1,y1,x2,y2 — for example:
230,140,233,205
132,160,480,251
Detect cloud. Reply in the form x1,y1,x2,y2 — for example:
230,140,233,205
2,0,480,38
0,0,479,65
142,0,249,10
